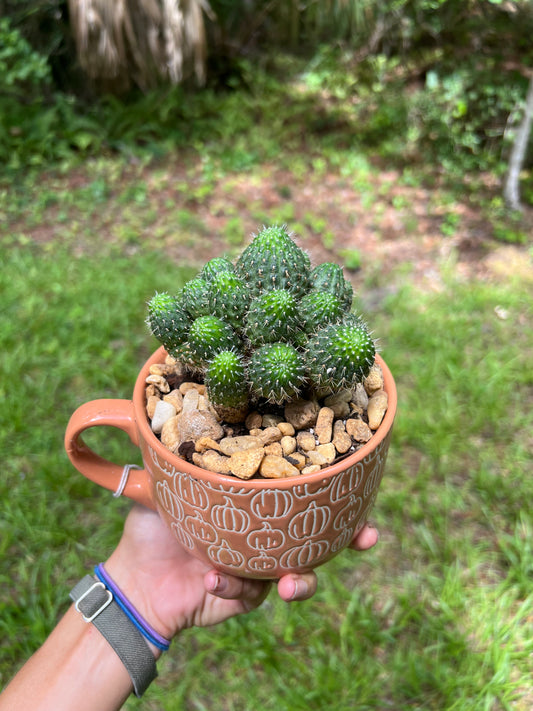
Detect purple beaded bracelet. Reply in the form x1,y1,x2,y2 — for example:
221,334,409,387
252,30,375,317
94,564,171,651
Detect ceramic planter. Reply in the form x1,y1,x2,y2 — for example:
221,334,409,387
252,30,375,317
65,346,397,579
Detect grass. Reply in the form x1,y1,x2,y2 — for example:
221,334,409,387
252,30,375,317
0,237,531,710
0,56,532,709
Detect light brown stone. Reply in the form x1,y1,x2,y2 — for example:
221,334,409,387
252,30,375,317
245,411,263,430
149,363,175,377
264,442,283,457
196,450,231,474
306,450,328,466
277,421,295,437
280,435,297,456
145,384,159,399
346,418,373,443
176,410,224,446
262,413,283,428
146,394,160,420
367,389,388,430
161,415,180,452
352,382,369,409
181,388,199,413
324,390,352,417
296,431,316,451
284,399,320,430
315,407,334,444
259,426,283,445
316,442,337,464
145,374,170,393
163,389,183,413
195,436,223,453
229,447,265,480
332,420,352,454
219,435,263,456
179,381,206,396
364,364,384,395
301,464,322,475
259,455,300,479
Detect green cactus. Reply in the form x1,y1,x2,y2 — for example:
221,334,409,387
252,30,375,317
305,315,376,392
200,257,235,282
188,315,237,365
245,289,300,345
208,271,249,331
247,343,307,404
235,225,311,298
309,262,353,310
181,277,211,319
298,290,345,334
147,225,378,424
205,350,249,423
146,292,190,354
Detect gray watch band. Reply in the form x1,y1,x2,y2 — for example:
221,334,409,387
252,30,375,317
70,575,157,697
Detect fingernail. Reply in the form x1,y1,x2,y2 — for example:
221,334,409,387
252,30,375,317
208,573,227,593
290,578,309,601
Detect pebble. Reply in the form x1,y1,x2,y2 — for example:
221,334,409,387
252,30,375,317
229,447,264,479
280,435,297,456
346,418,373,443
151,399,177,434
332,420,352,454
147,367,389,480
284,398,319,430
260,455,300,479
352,382,369,409
145,374,170,393
296,431,316,451
219,435,263,456
367,389,389,430
163,389,184,413
364,364,384,395
315,407,334,444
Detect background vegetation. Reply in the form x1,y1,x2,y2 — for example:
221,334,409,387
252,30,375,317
1,1,532,709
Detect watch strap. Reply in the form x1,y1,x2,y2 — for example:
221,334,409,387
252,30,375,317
70,575,157,697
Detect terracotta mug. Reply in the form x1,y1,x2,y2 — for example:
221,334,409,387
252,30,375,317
65,346,397,579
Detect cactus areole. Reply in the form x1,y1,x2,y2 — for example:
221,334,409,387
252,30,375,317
147,225,377,422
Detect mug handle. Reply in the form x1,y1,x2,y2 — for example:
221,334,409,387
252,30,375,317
64,398,155,510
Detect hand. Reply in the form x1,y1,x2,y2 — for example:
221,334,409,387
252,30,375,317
105,505,378,643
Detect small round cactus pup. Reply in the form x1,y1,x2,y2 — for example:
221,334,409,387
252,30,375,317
245,289,300,345
235,224,311,298
208,271,249,331
305,315,376,392
200,257,235,282
146,292,191,353
298,290,345,334
188,315,237,365
309,262,354,310
205,350,249,423
181,277,211,319
247,342,307,405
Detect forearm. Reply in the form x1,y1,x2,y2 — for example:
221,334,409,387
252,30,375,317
0,605,136,711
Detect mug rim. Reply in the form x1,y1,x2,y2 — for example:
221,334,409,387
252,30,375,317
133,346,397,489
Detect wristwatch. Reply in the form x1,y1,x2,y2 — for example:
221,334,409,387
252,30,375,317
70,575,158,697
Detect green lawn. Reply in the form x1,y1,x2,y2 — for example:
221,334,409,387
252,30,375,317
0,71,532,707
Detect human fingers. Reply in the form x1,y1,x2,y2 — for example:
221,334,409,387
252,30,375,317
277,572,317,602
350,522,379,551
204,570,272,610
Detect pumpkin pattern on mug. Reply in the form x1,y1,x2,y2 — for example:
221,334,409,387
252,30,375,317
184,510,218,543
250,489,294,519
170,521,195,550
329,462,364,503
156,480,184,520
333,494,363,531
288,501,331,540
212,497,250,533
280,539,330,569
207,539,246,569
247,522,286,551
172,472,210,510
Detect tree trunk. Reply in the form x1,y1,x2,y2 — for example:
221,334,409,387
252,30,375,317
504,74,533,211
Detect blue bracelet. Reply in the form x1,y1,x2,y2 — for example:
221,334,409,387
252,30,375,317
94,564,171,651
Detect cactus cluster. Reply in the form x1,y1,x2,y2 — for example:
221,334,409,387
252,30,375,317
147,225,376,422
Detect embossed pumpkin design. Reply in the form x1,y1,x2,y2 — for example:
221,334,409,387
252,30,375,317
65,346,397,579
